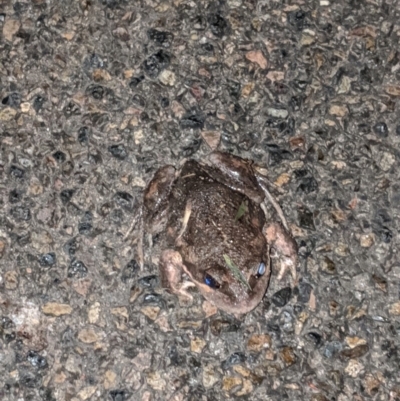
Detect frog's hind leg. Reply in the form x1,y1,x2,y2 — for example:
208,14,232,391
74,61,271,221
265,222,298,283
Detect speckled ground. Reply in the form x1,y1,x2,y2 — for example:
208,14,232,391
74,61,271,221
1,0,400,400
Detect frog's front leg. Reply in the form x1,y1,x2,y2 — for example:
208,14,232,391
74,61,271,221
159,250,195,300
143,165,176,234
265,222,298,282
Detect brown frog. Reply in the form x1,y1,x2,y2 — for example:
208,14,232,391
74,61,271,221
143,152,298,316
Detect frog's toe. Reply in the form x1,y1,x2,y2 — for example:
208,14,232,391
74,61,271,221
276,255,297,283
265,222,298,283
176,281,196,302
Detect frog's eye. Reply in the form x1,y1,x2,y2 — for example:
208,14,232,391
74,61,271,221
256,262,266,277
204,274,220,289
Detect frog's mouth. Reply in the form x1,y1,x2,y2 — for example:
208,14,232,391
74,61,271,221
182,258,271,316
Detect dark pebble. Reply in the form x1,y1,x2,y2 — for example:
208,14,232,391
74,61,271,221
121,259,139,282
52,151,66,163
78,126,90,144
143,293,164,306
9,189,22,203
142,50,171,78
113,192,134,210
129,75,145,88
5,332,16,343
322,341,342,358
131,94,146,108
297,176,319,194
60,189,74,204
180,112,205,129
375,208,391,224
201,42,214,53
13,2,29,14
287,9,308,31
306,332,323,347
291,79,309,91
67,259,88,279
296,281,313,303
138,275,159,288
323,256,336,274
181,139,201,157
63,101,81,117
100,0,120,9
88,151,102,164
9,165,25,179
396,125,400,136
373,122,388,137
168,344,186,366
147,28,173,46
298,239,312,258
298,206,315,230
64,238,78,257
271,287,292,307
266,322,281,333
221,352,246,370
293,304,304,315
32,95,46,112
39,252,56,267
141,111,150,121
83,53,106,71
376,226,392,243
109,389,130,401
265,144,293,165
227,81,241,98
78,222,92,235
188,356,201,374
10,206,31,221
294,169,308,179
108,144,128,160
160,97,169,108
39,388,55,401
99,202,112,217
2,92,21,108
289,95,304,111
1,316,14,329
208,13,228,37
27,350,48,369
86,84,105,100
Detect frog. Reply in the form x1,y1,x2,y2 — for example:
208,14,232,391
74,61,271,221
143,151,298,316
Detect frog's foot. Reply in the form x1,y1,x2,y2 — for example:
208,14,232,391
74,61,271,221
159,249,195,301
265,222,298,283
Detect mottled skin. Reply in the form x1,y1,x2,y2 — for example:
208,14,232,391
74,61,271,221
143,152,298,316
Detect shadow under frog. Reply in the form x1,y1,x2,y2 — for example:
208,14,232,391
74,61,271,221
143,151,298,316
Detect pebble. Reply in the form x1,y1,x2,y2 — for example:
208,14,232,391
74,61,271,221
42,303,72,316
359,233,375,248
247,334,271,352
77,328,99,344
190,337,206,353
159,70,176,86
245,50,268,69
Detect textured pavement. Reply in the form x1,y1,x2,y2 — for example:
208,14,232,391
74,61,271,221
1,0,400,400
